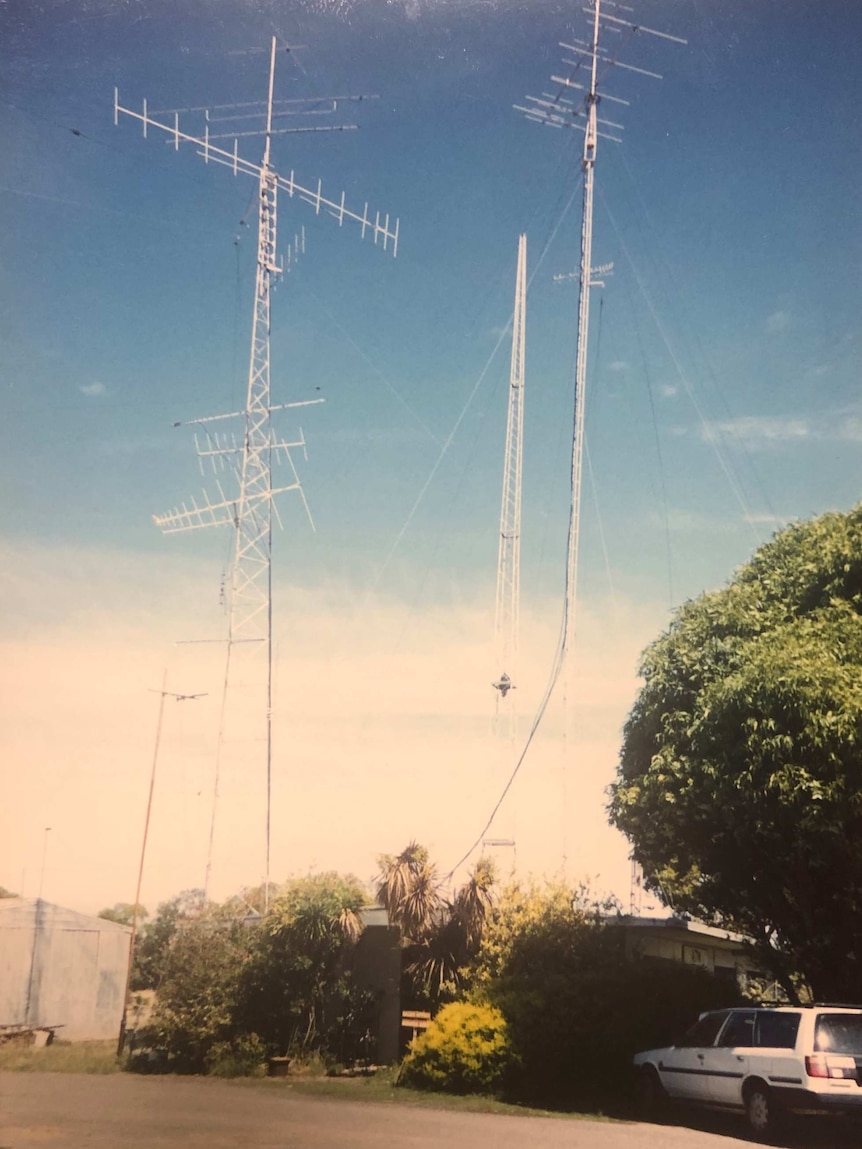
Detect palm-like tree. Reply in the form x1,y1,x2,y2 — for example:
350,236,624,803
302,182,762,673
377,844,496,1005
376,842,443,940
453,857,495,954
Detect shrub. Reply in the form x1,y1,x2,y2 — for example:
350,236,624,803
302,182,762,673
473,884,736,1106
398,1002,515,1094
204,1033,267,1078
149,916,248,1072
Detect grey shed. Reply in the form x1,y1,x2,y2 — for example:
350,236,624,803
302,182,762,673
0,898,131,1041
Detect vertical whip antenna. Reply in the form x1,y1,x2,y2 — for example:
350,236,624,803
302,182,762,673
116,37,401,907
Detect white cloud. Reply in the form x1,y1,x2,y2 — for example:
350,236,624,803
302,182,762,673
705,415,810,446
765,310,790,333
80,381,107,397
607,359,629,373
660,384,678,399
837,417,862,443
704,411,862,449
743,512,790,528
646,508,739,534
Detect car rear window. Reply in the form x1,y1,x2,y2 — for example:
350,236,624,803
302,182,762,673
755,1012,800,1049
815,1014,862,1054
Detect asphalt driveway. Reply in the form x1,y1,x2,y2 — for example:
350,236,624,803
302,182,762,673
0,1072,771,1149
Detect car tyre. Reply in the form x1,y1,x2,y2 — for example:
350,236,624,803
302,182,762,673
636,1066,667,1119
745,1082,778,1138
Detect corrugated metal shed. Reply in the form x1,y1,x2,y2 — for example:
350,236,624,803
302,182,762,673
0,898,131,1041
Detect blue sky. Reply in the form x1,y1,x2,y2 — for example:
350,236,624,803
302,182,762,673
2,0,860,913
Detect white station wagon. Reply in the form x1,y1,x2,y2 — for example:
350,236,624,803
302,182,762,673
633,1005,862,1136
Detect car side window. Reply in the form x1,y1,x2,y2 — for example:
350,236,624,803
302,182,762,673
717,1010,756,1047
755,1012,800,1049
677,1012,728,1048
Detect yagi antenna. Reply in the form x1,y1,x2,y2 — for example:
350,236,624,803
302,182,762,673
114,37,402,911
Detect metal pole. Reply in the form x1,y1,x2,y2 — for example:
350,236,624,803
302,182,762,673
117,672,168,1057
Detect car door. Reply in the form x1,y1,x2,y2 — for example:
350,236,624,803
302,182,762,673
704,1009,755,1106
657,1011,729,1101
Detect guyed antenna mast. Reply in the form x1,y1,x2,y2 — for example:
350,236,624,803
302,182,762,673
488,234,527,866
115,38,399,906
515,1,684,861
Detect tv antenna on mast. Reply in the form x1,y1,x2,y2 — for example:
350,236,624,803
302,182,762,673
515,1,685,866
488,233,527,868
114,38,400,907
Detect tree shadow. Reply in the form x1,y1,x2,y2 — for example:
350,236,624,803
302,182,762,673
626,1102,862,1149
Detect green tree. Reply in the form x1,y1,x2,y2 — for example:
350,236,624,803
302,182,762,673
235,872,367,1056
98,902,147,926
149,910,250,1071
609,506,862,1001
133,888,207,990
0,886,18,898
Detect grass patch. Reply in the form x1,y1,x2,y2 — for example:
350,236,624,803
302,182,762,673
230,1067,617,1121
0,1038,120,1074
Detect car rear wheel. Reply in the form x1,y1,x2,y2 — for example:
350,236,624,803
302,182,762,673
745,1082,777,1137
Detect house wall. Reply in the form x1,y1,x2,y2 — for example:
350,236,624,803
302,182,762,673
0,900,130,1041
622,922,757,986
352,924,401,1064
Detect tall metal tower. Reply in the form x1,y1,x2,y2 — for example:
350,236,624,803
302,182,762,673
515,2,684,861
487,233,527,867
114,39,399,903
492,233,526,736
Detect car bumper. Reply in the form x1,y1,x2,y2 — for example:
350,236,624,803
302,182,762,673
777,1086,862,1114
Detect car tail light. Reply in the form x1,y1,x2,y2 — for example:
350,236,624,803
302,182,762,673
805,1054,857,1080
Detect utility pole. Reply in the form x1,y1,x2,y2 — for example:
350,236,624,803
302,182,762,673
515,2,685,866
114,39,399,909
117,675,206,1056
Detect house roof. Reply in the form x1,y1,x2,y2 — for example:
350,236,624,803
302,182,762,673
0,898,131,933
619,913,747,946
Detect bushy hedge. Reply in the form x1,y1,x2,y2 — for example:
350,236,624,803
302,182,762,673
399,1002,515,1094
468,882,737,1107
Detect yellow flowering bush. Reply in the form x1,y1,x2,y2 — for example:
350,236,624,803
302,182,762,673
399,1002,515,1094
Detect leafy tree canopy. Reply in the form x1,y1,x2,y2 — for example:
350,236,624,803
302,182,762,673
609,506,862,1000
234,872,369,1056
98,902,147,926
132,888,207,990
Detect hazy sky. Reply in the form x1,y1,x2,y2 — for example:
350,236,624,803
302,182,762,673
2,0,860,915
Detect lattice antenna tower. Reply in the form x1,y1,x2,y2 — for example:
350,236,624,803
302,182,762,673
114,38,399,905
492,235,526,735
486,233,527,870
515,0,684,669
